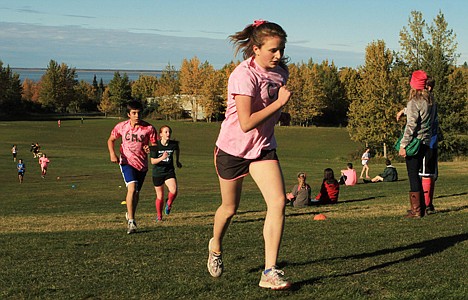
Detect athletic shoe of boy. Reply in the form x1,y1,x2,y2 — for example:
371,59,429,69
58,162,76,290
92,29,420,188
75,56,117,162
127,220,137,234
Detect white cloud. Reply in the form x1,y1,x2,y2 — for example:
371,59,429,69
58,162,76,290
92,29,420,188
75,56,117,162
0,22,364,69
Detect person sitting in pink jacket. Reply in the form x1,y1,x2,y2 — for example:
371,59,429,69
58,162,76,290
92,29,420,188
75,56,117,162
339,163,357,186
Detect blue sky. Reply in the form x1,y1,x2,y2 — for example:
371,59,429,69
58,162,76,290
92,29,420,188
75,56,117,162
1,0,467,70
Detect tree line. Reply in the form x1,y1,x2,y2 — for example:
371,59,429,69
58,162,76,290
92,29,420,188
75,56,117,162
0,11,467,159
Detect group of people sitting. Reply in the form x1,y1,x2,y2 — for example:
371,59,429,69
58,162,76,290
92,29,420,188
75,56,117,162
286,160,398,208
286,168,340,208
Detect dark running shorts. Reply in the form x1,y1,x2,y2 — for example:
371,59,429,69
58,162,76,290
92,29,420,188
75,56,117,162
152,171,176,187
419,147,438,176
214,147,279,181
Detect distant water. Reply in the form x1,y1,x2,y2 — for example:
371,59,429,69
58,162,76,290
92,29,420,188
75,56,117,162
12,68,162,84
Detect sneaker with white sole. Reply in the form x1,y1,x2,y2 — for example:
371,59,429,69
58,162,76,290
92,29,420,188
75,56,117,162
207,238,223,277
127,220,137,234
259,266,292,290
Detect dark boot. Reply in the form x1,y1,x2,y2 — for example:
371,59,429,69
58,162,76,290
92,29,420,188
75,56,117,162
405,192,422,218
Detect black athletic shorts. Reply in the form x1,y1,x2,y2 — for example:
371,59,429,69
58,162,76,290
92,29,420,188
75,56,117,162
419,147,438,176
153,171,176,187
214,147,279,180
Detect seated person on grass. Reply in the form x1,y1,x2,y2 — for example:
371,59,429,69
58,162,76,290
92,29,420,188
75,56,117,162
311,168,339,205
366,159,398,183
286,172,312,207
339,162,357,186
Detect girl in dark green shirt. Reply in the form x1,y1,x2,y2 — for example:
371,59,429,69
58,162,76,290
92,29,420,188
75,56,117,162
150,125,182,221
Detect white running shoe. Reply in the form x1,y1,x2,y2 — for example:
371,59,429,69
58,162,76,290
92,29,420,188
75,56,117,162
259,266,292,290
127,220,137,234
207,238,223,277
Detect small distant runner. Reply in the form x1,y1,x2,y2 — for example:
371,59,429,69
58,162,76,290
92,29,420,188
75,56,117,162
12,145,18,162
17,159,25,183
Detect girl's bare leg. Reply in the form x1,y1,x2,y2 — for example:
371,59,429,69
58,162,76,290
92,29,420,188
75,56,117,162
211,177,243,253
249,161,286,269
126,182,138,219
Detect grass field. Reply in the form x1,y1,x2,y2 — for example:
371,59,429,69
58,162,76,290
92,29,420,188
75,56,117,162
1,118,467,299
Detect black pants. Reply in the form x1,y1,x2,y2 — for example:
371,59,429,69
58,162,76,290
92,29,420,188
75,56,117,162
405,144,428,192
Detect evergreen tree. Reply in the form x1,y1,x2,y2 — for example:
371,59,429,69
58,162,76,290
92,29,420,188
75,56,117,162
0,61,22,114
108,71,132,116
91,74,101,106
348,40,400,157
441,67,468,157
399,11,427,70
92,75,99,91
316,60,347,125
73,80,97,112
154,63,180,97
38,60,78,112
339,66,360,113
99,78,105,93
153,63,181,120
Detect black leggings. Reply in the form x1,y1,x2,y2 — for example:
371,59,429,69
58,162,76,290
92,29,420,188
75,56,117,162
405,144,428,192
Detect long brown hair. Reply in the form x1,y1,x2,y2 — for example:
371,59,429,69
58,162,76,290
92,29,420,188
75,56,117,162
409,89,432,105
229,21,289,69
323,168,337,184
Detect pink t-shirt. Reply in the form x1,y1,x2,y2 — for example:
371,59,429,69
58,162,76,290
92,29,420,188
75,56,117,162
111,120,157,172
342,169,357,186
216,57,288,159
39,157,50,168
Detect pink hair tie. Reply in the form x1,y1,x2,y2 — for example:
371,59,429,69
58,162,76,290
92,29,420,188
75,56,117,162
253,19,266,27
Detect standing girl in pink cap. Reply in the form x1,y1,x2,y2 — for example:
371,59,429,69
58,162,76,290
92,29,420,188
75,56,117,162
398,70,434,218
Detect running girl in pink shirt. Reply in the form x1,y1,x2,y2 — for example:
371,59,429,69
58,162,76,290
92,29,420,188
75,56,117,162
107,100,157,234
207,20,292,290
38,153,50,178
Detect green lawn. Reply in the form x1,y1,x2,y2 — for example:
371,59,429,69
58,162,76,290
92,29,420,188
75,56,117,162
1,118,467,299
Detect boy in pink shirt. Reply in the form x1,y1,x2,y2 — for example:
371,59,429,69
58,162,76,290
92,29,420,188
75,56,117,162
107,100,157,234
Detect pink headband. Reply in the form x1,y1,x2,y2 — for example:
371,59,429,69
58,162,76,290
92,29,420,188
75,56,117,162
253,19,267,27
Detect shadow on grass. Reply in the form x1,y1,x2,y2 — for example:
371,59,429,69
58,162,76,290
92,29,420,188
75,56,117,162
339,196,384,204
356,178,407,185
287,211,328,217
56,174,92,179
435,192,467,199
290,233,468,290
436,205,468,213
235,209,330,223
